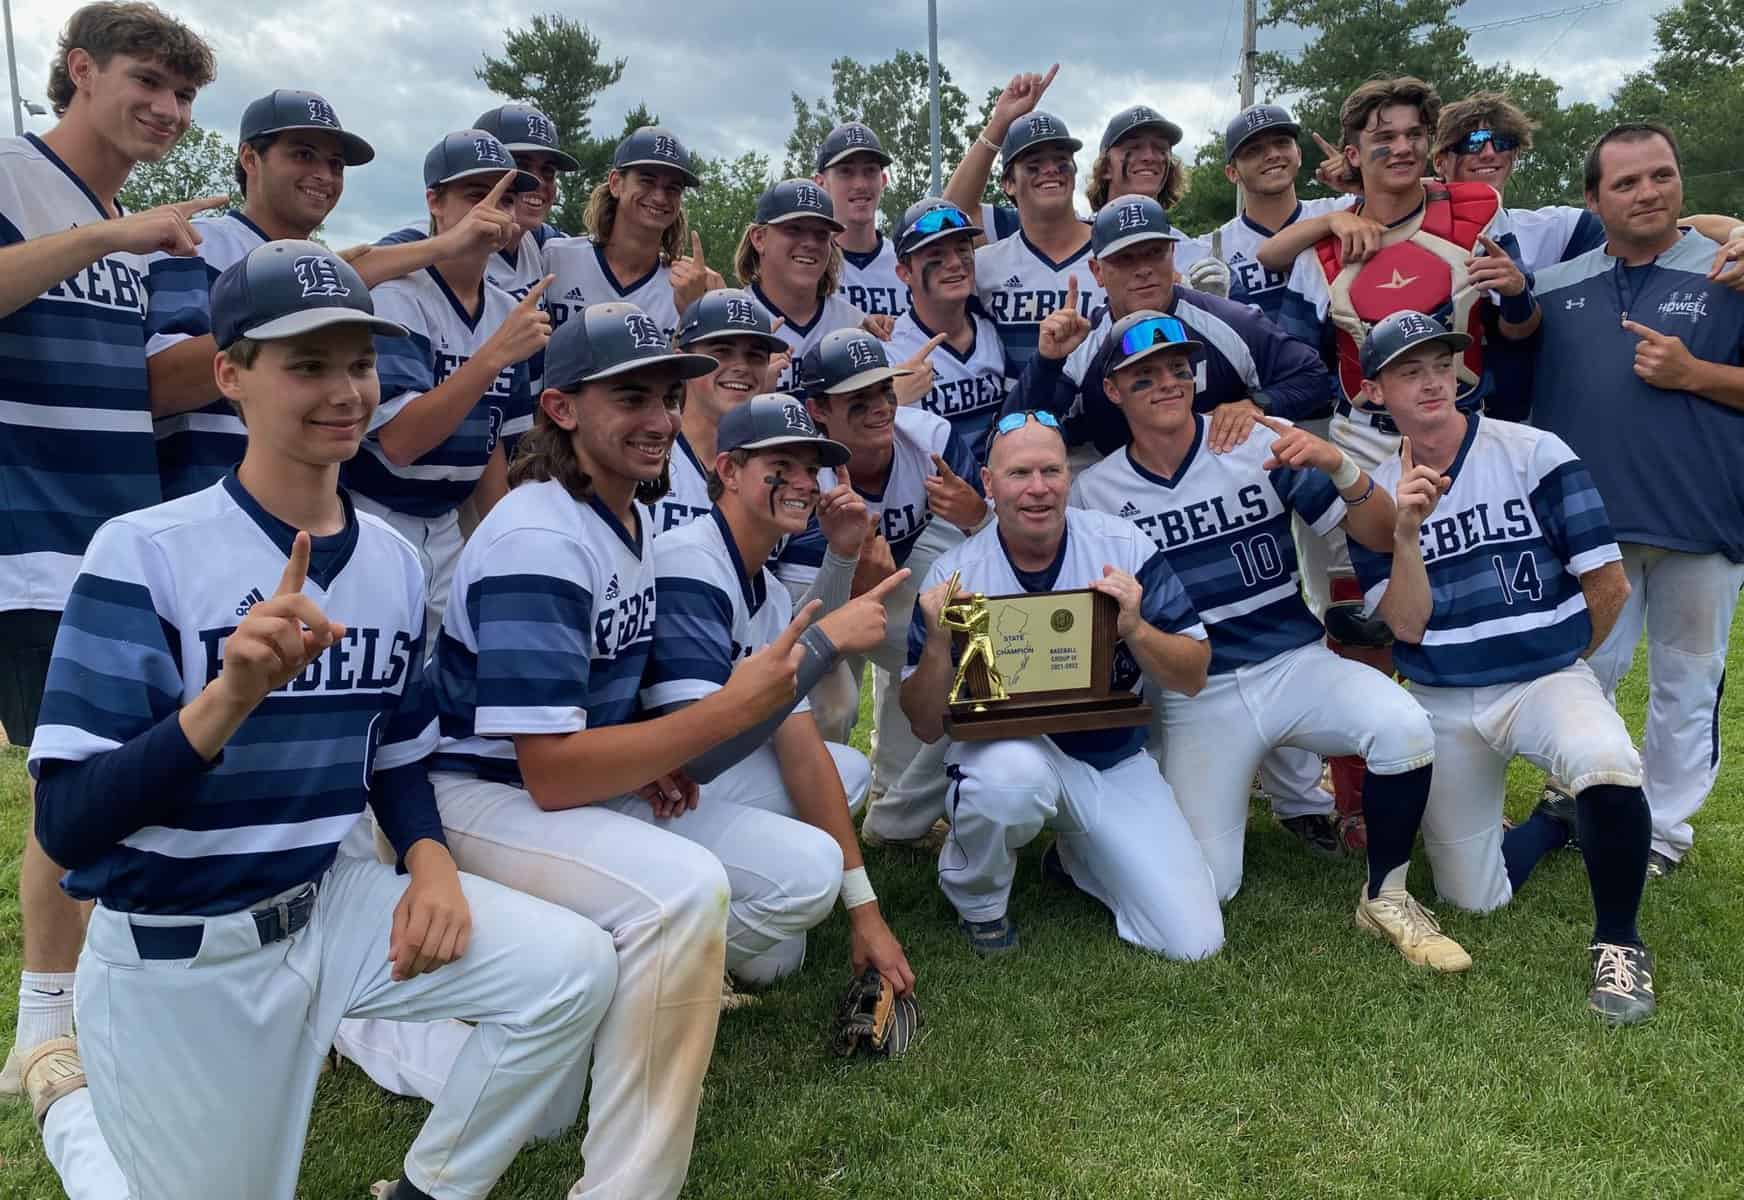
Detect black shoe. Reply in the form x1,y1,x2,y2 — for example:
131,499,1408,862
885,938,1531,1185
1040,839,1074,888
1588,943,1656,1025
1645,849,1681,879
1533,782,1580,849
959,914,1020,957
1323,602,1394,648
1279,813,1344,860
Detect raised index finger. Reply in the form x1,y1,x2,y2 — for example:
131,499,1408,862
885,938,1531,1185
689,230,703,261
276,531,311,598
519,274,556,307
909,332,948,363
1620,318,1664,342
1064,274,1079,311
863,566,913,603
931,452,958,479
1311,131,1339,156
1254,413,1292,436
172,195,230,217
481,170,515,208
1036,63,1059,95
771,598,822,653
1399,436,1414,473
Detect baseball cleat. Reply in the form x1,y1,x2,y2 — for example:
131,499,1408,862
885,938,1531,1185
0,1046,23,1097
1335,812,1368,855
1355,888,1472,972
959,914,1020,957
1588,943,1656,1025
862,817,950,852
1533,781,1580,849
720,970,759,1013
1040,839,1074,889
22,1037,84,1128
1645,850,1681,879
1280,813,1344,859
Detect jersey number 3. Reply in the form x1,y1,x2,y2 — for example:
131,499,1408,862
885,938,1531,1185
1491,552,1544,605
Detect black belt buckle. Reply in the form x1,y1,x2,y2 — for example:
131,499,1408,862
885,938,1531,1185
253,884,317,946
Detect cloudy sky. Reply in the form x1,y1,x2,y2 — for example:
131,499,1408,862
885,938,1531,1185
7,0,1667,246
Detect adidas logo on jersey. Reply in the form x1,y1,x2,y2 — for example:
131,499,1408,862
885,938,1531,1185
1118,501,1140,518
1004,275,1023,288
235,587,266,617
564,286,586,301
603,574,620,603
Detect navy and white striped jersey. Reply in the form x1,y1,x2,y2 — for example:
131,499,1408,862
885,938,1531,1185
144,211,265,500
643,507,810,716
889,308,1012,464
754,283,867,393
839,234,909,319
774,406,981,595
0,134,158,612
545,236,678,342
1071,417,1344,674
341,268,532,519
27,475,436,914
903,507,1207,769
1174,196,1356,319
643,431,714,537
375,223,560,301
430,478,657,784
974,229,1104,375
1350,416,1620,688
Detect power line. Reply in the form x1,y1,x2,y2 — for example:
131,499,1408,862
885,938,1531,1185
1463,0,1621,35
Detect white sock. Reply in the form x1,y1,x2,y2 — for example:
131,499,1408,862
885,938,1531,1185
1375,862,1411,896
16,971,77,1051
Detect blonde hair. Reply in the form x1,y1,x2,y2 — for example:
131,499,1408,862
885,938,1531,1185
1435,91,1537,159
584,173,690,263
733,223,844,299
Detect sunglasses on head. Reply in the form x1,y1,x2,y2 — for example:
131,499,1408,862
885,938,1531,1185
910,206,971,236
991,409,1063,440
1452,128,1520,157
1118,315,1192,360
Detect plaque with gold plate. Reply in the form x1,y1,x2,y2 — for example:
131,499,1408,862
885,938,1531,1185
939,570,1151,741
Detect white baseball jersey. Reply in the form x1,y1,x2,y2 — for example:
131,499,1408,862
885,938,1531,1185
754,283,867,392
544,236,679,341
375,223,560,302
1175,195,1356,319
1488,204,1605,274
28,474,437,914
144,211,264,500
643,431,715,537
888,309,1012,464
0,134,157,612
839,234,909,318
1350,415,1621,688
974,228,1105,374
774,406,980,593
341,269,534,518
430,479,657,783
1071,417,1346,675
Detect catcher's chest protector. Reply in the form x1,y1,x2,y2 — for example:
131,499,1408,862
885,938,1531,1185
1315,182,1500,407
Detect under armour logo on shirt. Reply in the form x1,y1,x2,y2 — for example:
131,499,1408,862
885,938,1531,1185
845,338,881,369
782,401,817,432
1116,203,1148,231
473,137,507,165
293,255,350,298
524,113,555,145
306,97,338,127
725,298,759,326
1565,297,1585,309
623,312,666,349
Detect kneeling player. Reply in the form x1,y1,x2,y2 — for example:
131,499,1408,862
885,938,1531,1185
29,243,614,1199
1073,312,1467,970
643,394,916,993
1349,312,1654,1024
901,412,1223,959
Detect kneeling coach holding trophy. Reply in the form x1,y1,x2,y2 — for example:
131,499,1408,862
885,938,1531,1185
900,409,1223,960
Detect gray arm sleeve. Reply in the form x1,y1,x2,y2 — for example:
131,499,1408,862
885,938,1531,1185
680,625,841,784
796,550,857,618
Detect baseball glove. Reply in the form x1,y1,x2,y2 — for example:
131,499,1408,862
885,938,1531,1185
830,967,921,1059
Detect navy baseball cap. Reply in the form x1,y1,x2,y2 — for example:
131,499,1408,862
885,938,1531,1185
1091,194,1183,258
544,302,717,391
472,104,579,171
238,89,373,165
613,126,700,187
1360,311,1473,379
423,131,539,192
210,240,406,350
677,289,788,353
1225,104,1301,161
798,328,913,396
1104,310,1203,374
717,393,850,468
1099,104,1183,153
1000,111,1082,167
754,178,845,232
815,121,893,172
893,198,981,258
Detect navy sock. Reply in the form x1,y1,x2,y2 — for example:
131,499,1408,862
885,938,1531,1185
383,1179,435,1200
1363,764,1432,898
1577,784,1650,947
1502,809,1571,892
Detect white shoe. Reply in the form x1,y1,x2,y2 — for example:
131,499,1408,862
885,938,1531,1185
861,817,950,852
1356,888,1473,972
0,1045,22,1097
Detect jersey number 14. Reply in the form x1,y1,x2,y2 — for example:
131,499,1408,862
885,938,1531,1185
1491,552,1544,605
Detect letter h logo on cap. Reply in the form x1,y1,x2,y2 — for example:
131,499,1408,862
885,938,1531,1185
473,137,507,166
652,133,681,161
525,112,555,145
1029,114,1057,137
293,255,350,298
306,96,338,127
725,298,758,326
1115,202,1148,232
624,311,666,350
844,124,871,146
1396,312,1436,338
794,183,824,210
845,338,881,369
782,400,816,432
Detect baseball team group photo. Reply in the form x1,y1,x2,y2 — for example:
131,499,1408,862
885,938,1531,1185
1,0,1742,1196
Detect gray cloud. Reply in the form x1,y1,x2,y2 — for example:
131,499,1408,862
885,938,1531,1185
8,0,1668,245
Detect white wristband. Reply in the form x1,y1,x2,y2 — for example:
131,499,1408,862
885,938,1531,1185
840,866,877,909
1330,452,1362,491
977,132,1002,154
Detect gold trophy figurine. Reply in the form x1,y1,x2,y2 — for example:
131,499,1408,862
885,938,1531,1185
939,570,1008,709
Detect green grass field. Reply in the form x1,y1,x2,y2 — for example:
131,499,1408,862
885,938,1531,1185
3,620,1743,1199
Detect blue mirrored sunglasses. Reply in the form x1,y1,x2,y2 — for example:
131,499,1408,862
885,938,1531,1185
1453,129,1520,156
992,409,1063,440
911,206,970,236
1118,315,1192,360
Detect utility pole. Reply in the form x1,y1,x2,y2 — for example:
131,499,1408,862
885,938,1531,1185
4,0,24,137
927,0,942,195
1235,0,1258,216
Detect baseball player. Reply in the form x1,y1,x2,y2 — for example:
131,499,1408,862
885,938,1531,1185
0,6,216,1191
643,393,916,992
145,89,375,500
900,412,1223,959
28,239,616,1198
339,130,549,637
1071,312,1468,970
813,121,908,321
545,125,718,342
1347,310,1655,1024
1530,123,1744,878
735,178,870,391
